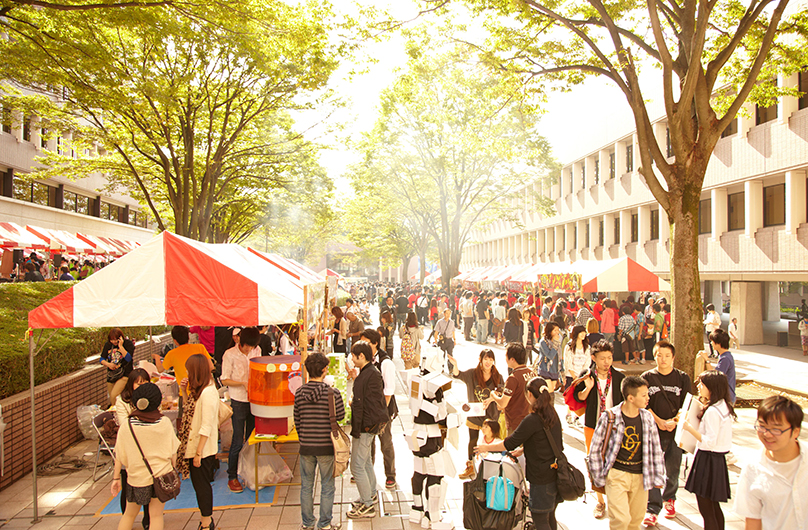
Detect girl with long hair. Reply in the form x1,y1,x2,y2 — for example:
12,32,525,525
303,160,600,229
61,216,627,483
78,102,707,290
177,354,219,530
399,311,423,369
683,371,736,530
475,377,563,530
563,326,590,425
447,349,504,480
115,368,152,528
503,307,524,345
537,322,562,392
328,306,348,354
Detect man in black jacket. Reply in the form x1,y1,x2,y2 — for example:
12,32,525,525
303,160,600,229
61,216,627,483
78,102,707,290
361,329,398,489
347,342,390,519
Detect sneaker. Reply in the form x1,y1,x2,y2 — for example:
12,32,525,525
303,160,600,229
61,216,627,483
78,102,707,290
593,502,607,519
300,526,314,530
318,524,341,530
227,479,243,493
385,478,396,489
639,359,646,364
346,503,376,519
642,513,658,527
663,499,676,519
566,412,575,425
351,493,378,509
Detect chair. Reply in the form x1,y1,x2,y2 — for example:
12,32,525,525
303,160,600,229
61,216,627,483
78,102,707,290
91,411,117,481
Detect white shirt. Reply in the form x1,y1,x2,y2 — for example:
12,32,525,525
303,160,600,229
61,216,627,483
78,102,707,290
564,345,590,378
735,441,808,530
221,345,260,402
377,355,396,397
696,399,733,453
703,311,721,332
460,298,474,318
728,322,738,338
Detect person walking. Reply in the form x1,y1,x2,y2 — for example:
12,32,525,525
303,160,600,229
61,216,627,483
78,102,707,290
475,377,564,530
361,329,398,489
328,306,348,354
399,312,423,370
703,304,722,357
447,349,504,480
176,354,219,530
536,322,562,392
490,343,536,436
727,318,739,350
601,300,616,344
347,342,390,519
111,383,179,530
492,300,507,345
503,308,524,346
460,292,475,341
434,309,456,357
474,293,490,344
294,352,345,530
799,314,808,356
563,325,590,425
683,371,736,530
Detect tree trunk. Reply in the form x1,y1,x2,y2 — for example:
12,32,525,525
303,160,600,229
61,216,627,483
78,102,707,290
419,247,426,285
667,184,704,382
401,255,412,284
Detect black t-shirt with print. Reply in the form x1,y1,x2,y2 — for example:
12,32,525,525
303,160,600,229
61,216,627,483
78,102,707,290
476,299,490,319
612,413,643,474
643,368,692,440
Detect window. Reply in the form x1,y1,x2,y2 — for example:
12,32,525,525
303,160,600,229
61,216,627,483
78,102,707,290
728,191,745,231
40,128,48,148
756,102,777,124
594,159,600,185
763,184,786,226
88,196,97,217
721,118,738,138
573,225,578,248
32,182,57,207
22,115,31,142
63,190,77,212
800,70,808,110
560,228,566,250
585,222,590,247
625,144,633,172
568,170,574,194
614,216,621,245
598,220,604,247
631,213,639,242
666,126,673,158
580,162,586,189
1,106,11,134
13,180,31,201
699,199,712,234
650,209,660,240
609,152,615,179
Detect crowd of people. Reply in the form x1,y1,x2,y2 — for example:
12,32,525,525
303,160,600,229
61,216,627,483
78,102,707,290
1,250,109,282
101,281,806,530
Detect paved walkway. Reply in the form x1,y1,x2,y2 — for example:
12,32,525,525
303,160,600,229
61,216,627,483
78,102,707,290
2,324,807,530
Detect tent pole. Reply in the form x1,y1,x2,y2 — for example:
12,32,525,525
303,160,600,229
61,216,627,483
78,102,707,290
29,334,40,524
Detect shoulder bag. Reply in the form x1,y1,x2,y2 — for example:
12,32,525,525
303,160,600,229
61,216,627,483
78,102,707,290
542,424,585,500
128,419,181,503
218,398,233,426
585,410,615,494
563,373,589,412
328,390,351,477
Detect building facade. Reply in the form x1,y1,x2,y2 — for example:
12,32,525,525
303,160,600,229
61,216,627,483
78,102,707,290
462,72,808,344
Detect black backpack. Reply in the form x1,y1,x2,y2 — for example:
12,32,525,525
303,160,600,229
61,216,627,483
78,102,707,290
543,424,586,501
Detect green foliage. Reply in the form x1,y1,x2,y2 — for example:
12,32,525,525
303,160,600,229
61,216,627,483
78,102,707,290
0,282,158,400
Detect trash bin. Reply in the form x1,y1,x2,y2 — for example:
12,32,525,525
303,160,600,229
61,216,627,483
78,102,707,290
777,331,789,347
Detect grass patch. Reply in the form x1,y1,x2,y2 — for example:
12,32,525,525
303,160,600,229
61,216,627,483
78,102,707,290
0,282,161,400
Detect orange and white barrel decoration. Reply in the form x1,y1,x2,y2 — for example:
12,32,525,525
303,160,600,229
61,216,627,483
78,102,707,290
249,355,303,435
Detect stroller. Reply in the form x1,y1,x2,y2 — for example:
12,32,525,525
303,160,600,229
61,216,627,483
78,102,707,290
463,451,530,530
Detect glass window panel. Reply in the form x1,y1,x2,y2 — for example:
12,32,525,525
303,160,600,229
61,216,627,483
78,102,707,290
650,209,660,240
728,192,745,231
699,199,712,234
763,184,785,226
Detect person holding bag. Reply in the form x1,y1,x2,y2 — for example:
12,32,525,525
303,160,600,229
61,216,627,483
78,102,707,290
475,377,564,530
176,354,219,530
111,383,179,530
537,322,563,392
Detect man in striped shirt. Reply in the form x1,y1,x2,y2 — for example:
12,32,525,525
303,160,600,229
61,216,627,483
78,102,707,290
294,352,345,530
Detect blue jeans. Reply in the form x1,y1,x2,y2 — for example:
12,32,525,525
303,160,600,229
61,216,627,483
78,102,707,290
476,319,489,343
350,433,377,506
228,399,254,480
300,454,336,529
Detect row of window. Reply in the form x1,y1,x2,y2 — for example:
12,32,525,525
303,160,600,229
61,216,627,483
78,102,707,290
698,184,786,234
11,180,148,228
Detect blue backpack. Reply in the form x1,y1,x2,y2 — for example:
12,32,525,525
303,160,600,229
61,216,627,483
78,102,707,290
485,464,515,511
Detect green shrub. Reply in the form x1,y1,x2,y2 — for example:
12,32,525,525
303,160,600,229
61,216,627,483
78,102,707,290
0,282,163,400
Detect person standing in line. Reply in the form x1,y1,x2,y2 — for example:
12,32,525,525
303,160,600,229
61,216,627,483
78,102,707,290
734,395,807,530
536,322,562,392
328,306,348,354
447,349,503,480
492,299,507,345
682,371,736,530
489,342,536,436
347,342,390,519
601,300,616,345
475,293,490,344
176,354,219,530
617,306,639,365
360,329,398,489
220,327,261,493
541,296,553,326
588,376,665,530
399,312,423,369
294,352,345,530
503,307,524,346
395,291,410,330
345,310,364,356
641,341,692,527
593,294,606,323
727,318,739,350
434,308,456,357
575,340,625,520
416,291,430,326
576,298,594,327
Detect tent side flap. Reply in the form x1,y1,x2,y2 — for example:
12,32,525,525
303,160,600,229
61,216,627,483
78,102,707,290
28,287,74,328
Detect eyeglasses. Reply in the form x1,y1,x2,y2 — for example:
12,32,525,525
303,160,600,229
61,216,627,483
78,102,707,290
754,423,793,437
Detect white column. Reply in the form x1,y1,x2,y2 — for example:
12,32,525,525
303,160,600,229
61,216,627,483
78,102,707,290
589,217,600,249
571,162,581,194
30,116,41,149
566,222,575,257
603,214,615,247
740,102,755,137
786,170,807,233
711,188,728,240
535,230,545,261
544,228,553,257
745,180,763,237
638,205,651,245
555,226,565,258
620,210,631,247
653,122,667,159
779,73,799,124
528,232,537,263
614,140,627,177
577,219,588,251
598,149,609,184
585,156,595,190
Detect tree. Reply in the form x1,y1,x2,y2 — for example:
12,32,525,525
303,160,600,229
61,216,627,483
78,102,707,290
354,36,556,289
1,1,338,242
441,0,808,376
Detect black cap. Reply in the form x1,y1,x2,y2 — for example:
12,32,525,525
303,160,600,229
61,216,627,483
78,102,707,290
132,382,161,413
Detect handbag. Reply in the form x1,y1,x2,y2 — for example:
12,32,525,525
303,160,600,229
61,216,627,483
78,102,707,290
585,410,615,494
328,390,351,477
128,419,181,503
563,374,588,412
542,424,585,501
218,399,233,426
485,463,515,511
464,462,517,530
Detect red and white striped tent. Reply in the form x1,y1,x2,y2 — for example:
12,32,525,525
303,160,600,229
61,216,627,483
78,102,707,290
577,257,670,292
26,225,94,254
76,233,124,256
0,221,48,249
28,231,302,329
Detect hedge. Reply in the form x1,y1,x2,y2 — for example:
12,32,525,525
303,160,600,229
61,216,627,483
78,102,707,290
0,282,162,400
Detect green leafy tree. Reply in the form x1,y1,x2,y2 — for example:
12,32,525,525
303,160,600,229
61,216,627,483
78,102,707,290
1,1,338,242
438,0,808,375
354,35,556,288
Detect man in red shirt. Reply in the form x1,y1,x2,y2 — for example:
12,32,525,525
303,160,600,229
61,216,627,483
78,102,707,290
593,294,606,322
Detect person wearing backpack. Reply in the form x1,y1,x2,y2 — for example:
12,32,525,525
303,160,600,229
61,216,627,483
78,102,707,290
399,312,423,369
294,352,345,530
475,377,564,530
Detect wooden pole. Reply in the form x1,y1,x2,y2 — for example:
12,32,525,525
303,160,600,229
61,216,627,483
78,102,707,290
29,334,40,523
301,284,309,374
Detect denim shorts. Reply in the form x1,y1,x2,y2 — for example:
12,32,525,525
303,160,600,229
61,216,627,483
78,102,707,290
528,480,558,514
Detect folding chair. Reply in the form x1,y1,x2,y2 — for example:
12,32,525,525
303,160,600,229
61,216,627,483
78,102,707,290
92,411,117,481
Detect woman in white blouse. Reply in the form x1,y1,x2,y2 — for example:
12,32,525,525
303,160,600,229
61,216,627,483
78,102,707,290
683,370,736,530
177,354,219,530
562,325,590,425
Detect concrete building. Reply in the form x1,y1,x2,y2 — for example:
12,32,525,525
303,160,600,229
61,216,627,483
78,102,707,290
0,84,154,243
461,71,808,345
